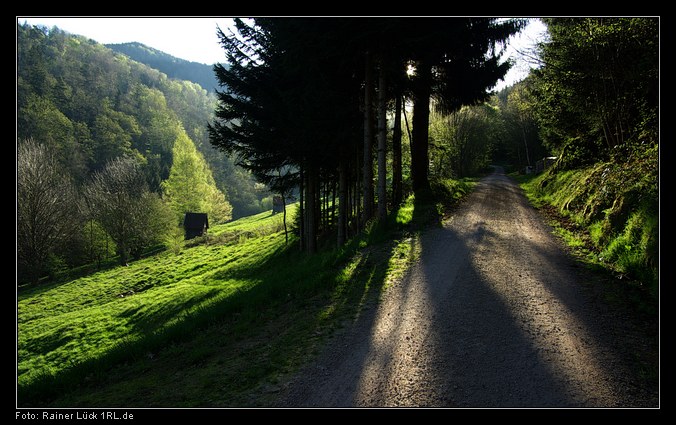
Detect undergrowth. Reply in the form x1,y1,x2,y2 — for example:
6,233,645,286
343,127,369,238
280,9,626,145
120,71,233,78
517,145,658,301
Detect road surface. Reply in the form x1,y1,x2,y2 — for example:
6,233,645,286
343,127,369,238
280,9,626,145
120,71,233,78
275,167,658,407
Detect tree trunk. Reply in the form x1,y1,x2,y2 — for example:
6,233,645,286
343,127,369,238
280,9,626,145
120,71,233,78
282,192,288,245
392,94,403,206
299,165,305,251
315,173,321,240
306,165,318,253
354,145,361,233
321,180,327,229
377,64,388,221
337,159,348,246
363,51,375,222
411,61,431,195
403,98,413,145
331,178,336,228
521,122,531,167
118,242,128,266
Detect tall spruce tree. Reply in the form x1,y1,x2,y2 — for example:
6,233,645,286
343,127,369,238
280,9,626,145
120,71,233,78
209,18,363,252
209,17,524,250
404,18,524,194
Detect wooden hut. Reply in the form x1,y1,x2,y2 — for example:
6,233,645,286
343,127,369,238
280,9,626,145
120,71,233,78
183,212,208,240
272,195,285,214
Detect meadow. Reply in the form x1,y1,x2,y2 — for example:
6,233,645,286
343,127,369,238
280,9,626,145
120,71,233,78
17,187,470,406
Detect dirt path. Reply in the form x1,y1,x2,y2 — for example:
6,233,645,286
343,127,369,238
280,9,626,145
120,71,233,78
274,167,658,408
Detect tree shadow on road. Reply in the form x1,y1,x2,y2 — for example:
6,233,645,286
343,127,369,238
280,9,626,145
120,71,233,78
276,169,658,408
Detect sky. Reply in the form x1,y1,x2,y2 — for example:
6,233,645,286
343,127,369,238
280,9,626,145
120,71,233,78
18,17,547,90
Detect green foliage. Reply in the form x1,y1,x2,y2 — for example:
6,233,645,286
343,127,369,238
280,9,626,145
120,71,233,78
531,18,658,164
602,207,658,290
395,195,416,226
162,128,233,224
85,157,172,264
17,23,267,219
107,42,219,91
521,146,658,296
81,220,117,266
429,103,501,178
492,79,549,169
16,22,276,279
164,225,185,255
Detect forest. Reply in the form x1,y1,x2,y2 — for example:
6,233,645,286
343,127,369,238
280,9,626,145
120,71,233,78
17,23,273,283
208,17,657,289
106,42,220,92
17,17,658,293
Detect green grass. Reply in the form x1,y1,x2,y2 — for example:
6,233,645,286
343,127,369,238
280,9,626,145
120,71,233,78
18,184,469,407
515,158,658,303
18,219,288,404
210,205,292,236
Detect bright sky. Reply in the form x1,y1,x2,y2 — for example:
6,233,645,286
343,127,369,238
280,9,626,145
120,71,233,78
18,17,547,89
494,18,547,91
18,17,235,65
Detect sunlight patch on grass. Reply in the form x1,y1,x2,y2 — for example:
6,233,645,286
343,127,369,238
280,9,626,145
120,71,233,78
18,178,475,407
17,217,288,394
395,195,416,226
385,235,421,289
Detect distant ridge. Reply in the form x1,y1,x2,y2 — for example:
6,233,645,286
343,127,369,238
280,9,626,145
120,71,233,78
107,41,220,92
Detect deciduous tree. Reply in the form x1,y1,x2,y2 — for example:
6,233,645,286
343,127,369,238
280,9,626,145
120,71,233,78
17,139,80,283
85,156,168,264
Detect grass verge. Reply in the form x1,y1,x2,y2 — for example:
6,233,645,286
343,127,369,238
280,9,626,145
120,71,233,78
513,161,658,314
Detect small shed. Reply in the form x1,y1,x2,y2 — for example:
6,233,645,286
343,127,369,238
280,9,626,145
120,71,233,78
272,195,285,214
183,212,209,240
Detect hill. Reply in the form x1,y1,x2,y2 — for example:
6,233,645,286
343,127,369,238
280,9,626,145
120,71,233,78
17,23,267,221
106,42,220,92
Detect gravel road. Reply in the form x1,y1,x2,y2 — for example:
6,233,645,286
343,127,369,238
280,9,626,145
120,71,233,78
275,167,658,408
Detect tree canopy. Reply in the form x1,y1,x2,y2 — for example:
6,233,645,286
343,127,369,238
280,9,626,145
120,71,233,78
209,17,523,251
163,127,233,224
17,23,268,218
530,18,658,167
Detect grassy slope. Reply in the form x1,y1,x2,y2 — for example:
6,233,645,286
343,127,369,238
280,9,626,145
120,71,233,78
18,207,293,404
515,153,658,303
17,182,473,407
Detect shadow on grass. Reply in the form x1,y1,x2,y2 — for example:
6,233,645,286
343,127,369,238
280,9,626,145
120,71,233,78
19,179,477,407
18,213,410,407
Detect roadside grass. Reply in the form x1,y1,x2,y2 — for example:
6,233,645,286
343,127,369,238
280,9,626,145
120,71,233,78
514,165,659,389
513,166,658,313
18,180,471,407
